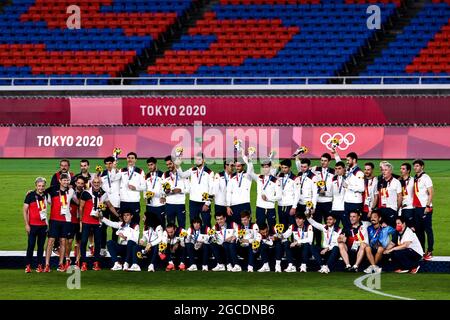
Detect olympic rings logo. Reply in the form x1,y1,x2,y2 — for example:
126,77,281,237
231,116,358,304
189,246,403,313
320,133,356,151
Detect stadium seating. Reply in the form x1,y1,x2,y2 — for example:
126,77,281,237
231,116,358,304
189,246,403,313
0,0,449,85
0,0,194,84
135,0,401,84
356,1,450,84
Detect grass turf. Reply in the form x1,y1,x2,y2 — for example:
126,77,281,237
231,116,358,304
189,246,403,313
0,158,448,254
0,269,449,300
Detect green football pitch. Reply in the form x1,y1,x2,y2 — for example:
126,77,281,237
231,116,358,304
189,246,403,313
0,270,449,300
0,158,448,254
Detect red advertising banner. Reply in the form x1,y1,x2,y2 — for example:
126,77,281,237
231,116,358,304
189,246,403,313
0,126,448,159
0,96,449,125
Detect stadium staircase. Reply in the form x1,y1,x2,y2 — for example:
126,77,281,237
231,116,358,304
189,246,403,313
337,0,428,83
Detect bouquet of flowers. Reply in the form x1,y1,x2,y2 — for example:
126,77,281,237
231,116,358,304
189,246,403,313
248,146,257,160
207,228,218,243
317,180,325,188
292,146,308,157
179,230,188,238
158,242,167,260
234,139,243,152
95,165,103,174
202,192,210,202
238,229,246,239
162,182,171,193
98,203,107,212
275,223,284,235
252,240,260,252
268,150,276,160
175,146,184,158
330,138,340,150
305,201,314,216
145,191,155,200
113,147,122,160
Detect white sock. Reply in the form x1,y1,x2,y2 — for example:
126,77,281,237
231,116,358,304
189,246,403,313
275,260,281,267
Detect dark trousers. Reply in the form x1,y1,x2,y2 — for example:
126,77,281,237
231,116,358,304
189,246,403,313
332,210,345,230
343,202,362,229
278,205,294,229
163,246,186,265
120,201,141,225
212,242,238,266
138,245,158,266
258,241,283,264
101,207,119,249
80,223,102,263
145,205,166,229
256,207,276,229
166,203,186,228
229,203,251,224
189,200,211,228
402,208,415,229
26,225,47,266
391,248,422,270
311,245,340,270
237,245,256,267
380,207,398,227
107,240,137,265
284,242,313,266
314,202,332,245
414,207,434,252
186,242,210,267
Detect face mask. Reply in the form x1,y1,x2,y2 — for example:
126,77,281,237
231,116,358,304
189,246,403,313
396,225,403,232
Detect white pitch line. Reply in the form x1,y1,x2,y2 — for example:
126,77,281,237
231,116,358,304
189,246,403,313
353,274,415,300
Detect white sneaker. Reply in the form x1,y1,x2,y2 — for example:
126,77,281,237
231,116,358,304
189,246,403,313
247,266,253,273
202,265,208,272
232,265,242,272
123,262,129,271
318,265,326,273
100,249,108,257
258,263,270,272
111,262,122,271
373,266,382,273
147,264,155,272
212,264,225,272
364,265,374,274
226,263,233,272
322,266,330,274
187,264,198,272
284,264,296,273
128,264,141,272
299,264,307,273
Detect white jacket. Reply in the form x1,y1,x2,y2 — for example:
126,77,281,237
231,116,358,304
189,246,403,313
177,165,214,204
307,217,341,249
140,225,163,247
344,166,365,204
144,170,165,208
277,172,297,207
102,217,140,245
100,168,121,208
162,170,190,205
247,162,281,209
283,223,314,245
226,170,253,206
237,223,259,247
213,171,232,207
293,171,318,209
118,166,146,203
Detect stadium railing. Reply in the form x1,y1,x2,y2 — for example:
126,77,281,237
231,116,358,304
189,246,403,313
0,75,450,91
